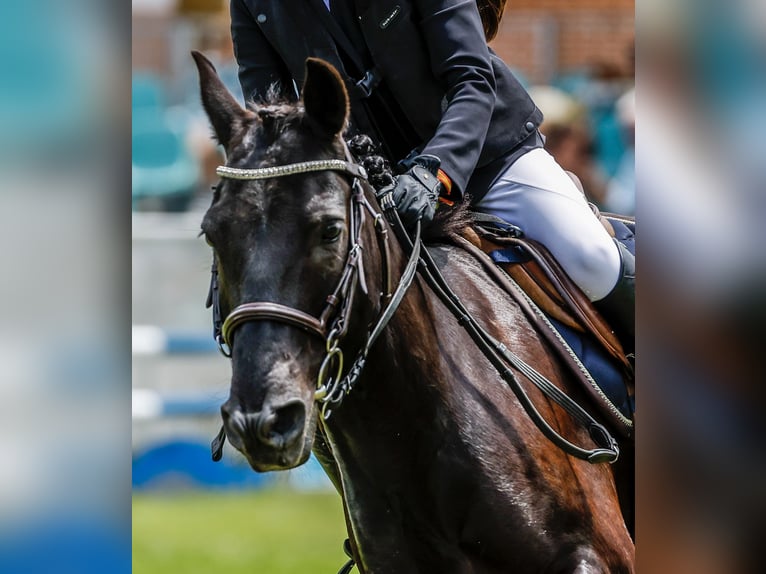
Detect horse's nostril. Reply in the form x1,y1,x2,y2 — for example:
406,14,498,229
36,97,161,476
274,400,306,435
221,403,247,438
257,400,306,447
256,412,278,441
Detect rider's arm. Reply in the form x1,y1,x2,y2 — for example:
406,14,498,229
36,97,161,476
230,0,295,103
415,0,497,196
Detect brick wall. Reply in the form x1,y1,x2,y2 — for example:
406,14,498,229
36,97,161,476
504,0,633,8
491,1,634,85
133,2,634,86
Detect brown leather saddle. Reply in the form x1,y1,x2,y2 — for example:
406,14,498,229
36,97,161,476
455,207,635,437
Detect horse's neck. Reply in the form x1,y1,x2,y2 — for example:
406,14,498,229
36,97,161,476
354,216,458,412
329,272,452,458
325,238,511,565
325,216,469,472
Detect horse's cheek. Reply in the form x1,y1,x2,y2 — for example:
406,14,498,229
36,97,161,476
309,246,346,280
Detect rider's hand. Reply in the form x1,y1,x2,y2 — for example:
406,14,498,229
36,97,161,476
378,155,442,232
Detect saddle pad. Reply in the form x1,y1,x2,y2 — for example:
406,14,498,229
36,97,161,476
549,317,635,421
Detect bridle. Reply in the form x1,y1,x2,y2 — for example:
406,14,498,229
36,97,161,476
206,151,422,423
209,158,372,348
206,146,622,468
206,152,421,574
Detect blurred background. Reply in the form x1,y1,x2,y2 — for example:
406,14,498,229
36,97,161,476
132,4,345,573
0,2,131,573
130,1,636,572
131,0,636,215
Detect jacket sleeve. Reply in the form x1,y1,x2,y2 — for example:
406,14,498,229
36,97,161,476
415,0,497,195
230,0,295,103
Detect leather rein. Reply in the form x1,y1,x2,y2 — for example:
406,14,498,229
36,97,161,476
206,149,620,466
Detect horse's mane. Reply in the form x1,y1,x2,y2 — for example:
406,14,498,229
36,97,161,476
346,134,471,240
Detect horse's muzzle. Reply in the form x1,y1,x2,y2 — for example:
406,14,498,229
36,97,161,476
221,398,307,470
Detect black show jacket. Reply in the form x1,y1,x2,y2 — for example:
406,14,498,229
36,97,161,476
230,0,543,199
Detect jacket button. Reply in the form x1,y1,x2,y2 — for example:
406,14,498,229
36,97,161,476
257,14,267,23
525,121,535,132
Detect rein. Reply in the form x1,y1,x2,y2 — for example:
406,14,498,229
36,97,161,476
376,193,621,464
206,149,620,464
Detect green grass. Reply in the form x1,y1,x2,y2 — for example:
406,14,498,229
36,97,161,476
133,488,348,574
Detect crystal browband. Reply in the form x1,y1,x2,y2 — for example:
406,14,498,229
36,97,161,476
216,160,367,181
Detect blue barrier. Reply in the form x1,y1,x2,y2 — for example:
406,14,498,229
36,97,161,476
132,325,218,356
132,392,333,491
132,439,271,490
132,388,221,419
132,438,332,492
133,325,334,491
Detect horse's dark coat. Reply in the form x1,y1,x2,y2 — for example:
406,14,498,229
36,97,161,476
193,51,634,573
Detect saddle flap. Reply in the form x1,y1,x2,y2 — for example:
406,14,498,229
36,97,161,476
458,225,634,436
475,227,631,372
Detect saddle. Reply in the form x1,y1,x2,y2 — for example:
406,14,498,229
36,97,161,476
456,208,635,437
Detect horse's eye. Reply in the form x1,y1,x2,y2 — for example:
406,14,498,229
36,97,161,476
321,222,343,243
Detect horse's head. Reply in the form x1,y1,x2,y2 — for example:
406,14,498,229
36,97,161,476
193,52,363,471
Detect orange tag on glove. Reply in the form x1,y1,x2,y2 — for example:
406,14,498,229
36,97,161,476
437,169,454,206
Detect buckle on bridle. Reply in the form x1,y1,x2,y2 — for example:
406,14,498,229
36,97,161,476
215,334,232,358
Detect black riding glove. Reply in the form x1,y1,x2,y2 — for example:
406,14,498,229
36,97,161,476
377,154,442,232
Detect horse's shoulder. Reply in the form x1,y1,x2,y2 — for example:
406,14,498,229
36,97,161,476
426,240,527,326
428,241,497,287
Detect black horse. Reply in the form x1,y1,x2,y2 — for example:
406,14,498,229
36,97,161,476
193,51,634,573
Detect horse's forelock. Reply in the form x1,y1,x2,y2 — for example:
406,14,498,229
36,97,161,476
245,82,295,110
223,96,347,182
227,98,304,166
242,84,304,143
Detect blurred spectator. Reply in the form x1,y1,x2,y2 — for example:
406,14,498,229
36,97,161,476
576,61,633,179
528,85,609,208
639,1,766,570
604,88,635,216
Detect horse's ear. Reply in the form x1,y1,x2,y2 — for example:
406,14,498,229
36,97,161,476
192,51,249,149
301,58,349,138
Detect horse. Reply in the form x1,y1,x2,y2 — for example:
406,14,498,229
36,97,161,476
192,51,634,573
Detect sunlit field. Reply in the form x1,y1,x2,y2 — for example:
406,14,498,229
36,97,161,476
133,489,348,574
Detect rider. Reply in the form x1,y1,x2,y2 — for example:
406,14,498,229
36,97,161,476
228,0,634,348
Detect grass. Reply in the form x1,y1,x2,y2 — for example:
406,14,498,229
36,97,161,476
133,488,349,574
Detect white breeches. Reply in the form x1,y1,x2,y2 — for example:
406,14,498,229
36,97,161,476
475,148,621,301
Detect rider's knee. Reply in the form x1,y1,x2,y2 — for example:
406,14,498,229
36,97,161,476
564,237,621,301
